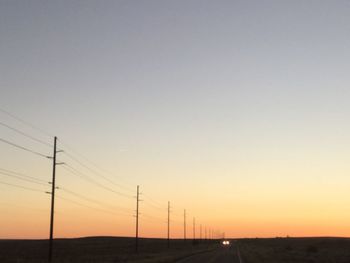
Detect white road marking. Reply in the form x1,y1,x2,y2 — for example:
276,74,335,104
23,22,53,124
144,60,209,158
236,245,243,263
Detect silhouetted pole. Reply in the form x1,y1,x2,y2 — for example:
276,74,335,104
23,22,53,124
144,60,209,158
167,201,170,248
48,136,57,263
205,226,207,240
184,209,186,241
200,224,202,241
193,217,196,242
135,185,140,253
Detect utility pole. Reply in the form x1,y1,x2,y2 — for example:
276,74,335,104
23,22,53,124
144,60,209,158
48,136,57,262
193,217,196,242
205,226,207,240
200,224,202,241
135,185,140,253
167,201,170,248
48,137,64,262
184,209,186,241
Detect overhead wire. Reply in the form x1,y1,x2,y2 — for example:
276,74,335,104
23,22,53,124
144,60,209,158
0,108,188,233
60,150,170,219
0,138,50,159
0,108,165,214
60,164,134,199
58,186,133,214
0,181,46,193
170,211,185,219
60,149,134,193
142,193,166,209
58,139,135,190
56,195,132,217
0,171,50,187
0,168,48,184
141,213,165,223
0,107,54,138
0,121,52,147
143,200,166,212
60,151,172,222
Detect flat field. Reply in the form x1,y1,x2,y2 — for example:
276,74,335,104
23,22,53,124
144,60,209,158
2,237,350,262
239,237,350,263
0,237,216,263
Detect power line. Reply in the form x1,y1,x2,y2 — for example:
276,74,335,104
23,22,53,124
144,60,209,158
0,181,46,193
141,213,165,223
60,164,134,199
170,210,185,219
142,193,166,210
143,200,166,211
0,137,50,158
0,171,49,187
0,107,53,138
0,121,52,147
62,164,133,199
56,195,132,217
58,139,135,190
58,186,132,214
0,168,48,184
59,142,166,217
61,150,134,193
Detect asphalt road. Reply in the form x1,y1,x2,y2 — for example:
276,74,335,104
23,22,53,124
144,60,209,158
175,245,241,263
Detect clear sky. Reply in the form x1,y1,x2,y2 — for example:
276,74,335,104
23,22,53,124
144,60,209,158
1,0,350,239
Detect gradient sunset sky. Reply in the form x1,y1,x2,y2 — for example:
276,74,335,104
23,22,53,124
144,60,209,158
1,0,350,239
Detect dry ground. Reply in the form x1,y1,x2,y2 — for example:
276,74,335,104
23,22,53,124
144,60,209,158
2,237,350,262
239,237,350,263
0,237,217,263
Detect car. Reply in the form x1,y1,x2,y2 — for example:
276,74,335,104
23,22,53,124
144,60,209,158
222,240,231,246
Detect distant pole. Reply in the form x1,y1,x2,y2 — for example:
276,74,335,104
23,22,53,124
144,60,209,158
200,224,202,241
135,185,140,253
48,136,57,263
193,217,196,242
167,201,170,248
184,209,186,241
205,226,207,240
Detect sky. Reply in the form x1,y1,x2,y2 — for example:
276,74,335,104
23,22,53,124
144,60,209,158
1,0,350,239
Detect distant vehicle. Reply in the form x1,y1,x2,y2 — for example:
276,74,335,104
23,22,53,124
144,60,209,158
221,240,231,246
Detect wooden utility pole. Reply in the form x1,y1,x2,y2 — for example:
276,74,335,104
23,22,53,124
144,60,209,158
184,209,186,241
135,185,140,253
167,201,170,248
48,137,63,262
48,136,57,263
193,217,196,242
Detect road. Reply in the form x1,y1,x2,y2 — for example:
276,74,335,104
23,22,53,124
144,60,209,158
175,245,242,263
